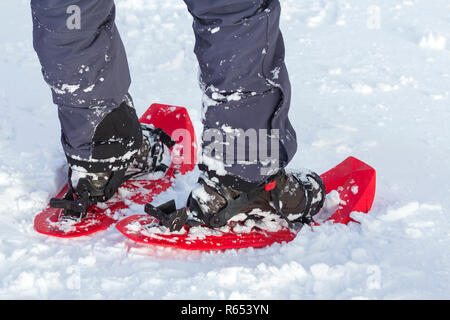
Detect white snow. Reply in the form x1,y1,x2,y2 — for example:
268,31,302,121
210,27,221,34
0,0,449,299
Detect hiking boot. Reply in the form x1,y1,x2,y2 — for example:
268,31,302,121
187,169,326,229
145,169,326,231
50,124,175,220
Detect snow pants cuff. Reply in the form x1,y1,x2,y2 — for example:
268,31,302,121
31,0,136,172
184,0,298,185
65,102,143,173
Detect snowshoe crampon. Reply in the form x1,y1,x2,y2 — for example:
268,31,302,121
116,156,376,251
34,103,197,238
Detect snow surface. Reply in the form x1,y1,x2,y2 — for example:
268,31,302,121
0,0,449,299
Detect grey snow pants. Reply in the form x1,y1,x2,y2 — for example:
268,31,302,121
31,0,297,190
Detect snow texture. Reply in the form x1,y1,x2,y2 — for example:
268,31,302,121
0,0,449,299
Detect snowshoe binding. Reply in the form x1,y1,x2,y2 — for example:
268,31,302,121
50,124,175,221
145,169,326,232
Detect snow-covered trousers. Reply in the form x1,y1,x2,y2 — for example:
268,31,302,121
31,0,141,172
184,0,296,190
31,0,297,189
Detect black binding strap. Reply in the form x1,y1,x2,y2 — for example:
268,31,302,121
145,172,284,231
188,170,285,229
292,171,326,225
50,168,127,219
152,127,176,149
145,201,188,232
144,169,326,232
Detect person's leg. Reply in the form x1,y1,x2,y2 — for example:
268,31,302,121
183,0,297,190
31,0,142,173
158,0,325,230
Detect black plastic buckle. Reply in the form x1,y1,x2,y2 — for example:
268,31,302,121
144,200,188,232
49,190,90,220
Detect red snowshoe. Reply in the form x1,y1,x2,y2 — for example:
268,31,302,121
34,103,197,238
116,157,376,250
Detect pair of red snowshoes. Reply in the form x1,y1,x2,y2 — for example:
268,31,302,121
34,103,376,251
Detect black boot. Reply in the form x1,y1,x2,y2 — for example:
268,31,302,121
50,125,175,220
146,169,326,231
188,169,326,229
